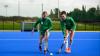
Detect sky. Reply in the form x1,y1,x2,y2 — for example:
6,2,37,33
0,0,100,17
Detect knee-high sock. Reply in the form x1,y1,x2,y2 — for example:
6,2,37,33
64,34,69,48
65,39,68,48
44,40,48,50
39,40,42,47
61,35,69,49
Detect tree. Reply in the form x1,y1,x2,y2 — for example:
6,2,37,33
82,5,87,19
49,9,54,18
69,8,81,22
87,7,96,22
54,8,60,18
95,5,100,22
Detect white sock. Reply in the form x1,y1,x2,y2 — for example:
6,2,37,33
65,39,68,48
65,33,69,48
44,40,48,50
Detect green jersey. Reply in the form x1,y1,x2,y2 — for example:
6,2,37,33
60,17,76,35
34,17,52,33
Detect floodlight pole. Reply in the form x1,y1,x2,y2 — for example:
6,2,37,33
58,0,59,19
41,0,43,12
18,0,20,16
4,5,8,16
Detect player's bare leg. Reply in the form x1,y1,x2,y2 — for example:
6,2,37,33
70,30,74,45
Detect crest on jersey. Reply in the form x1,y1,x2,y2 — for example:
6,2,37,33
41,21,43,24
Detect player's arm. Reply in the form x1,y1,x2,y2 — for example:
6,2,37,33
32,18,40,32
60,21,65,34
47,18,52,31
70,17,76,30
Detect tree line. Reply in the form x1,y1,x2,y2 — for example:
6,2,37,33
49,5,100,23
0,5,100,23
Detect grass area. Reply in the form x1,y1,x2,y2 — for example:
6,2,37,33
52,21,100,31
0,21,100,31
0,22,20,30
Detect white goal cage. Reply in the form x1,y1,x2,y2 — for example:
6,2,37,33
21,22,39,32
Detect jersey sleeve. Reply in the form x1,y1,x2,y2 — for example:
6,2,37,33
60,20,66,34
47,18,52,30
33,18,41,28
70,17,76,30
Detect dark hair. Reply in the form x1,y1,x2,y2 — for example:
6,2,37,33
60,11,67,15
42,11,47,15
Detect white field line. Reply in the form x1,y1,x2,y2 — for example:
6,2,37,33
0,30,100,32
0,39,100,41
